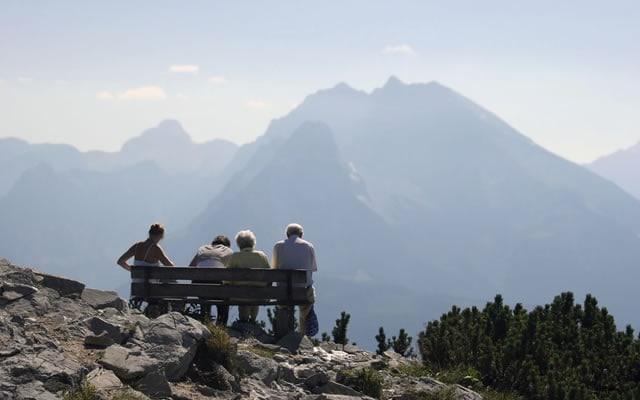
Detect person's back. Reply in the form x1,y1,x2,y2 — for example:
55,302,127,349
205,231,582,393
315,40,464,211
189,235,233,325
273,230,317,287
228,247,271,286
190,242,233,268
272,223,318,336
227,230,271,323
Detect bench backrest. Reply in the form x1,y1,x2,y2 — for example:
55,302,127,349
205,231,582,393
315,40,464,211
130,266,309,305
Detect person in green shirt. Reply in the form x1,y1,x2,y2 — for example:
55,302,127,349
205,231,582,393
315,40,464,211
227,230,272,323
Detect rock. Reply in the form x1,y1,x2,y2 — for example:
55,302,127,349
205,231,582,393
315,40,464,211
134,312,211,380
12,381,60,400
229,320,269,339
454,384,485,400
84,316,128,345
100,345,156,380
81,288,127,311
1,282,39,302
84,332,115,347
237,350,281,385
87,367,123,390
212,363,237,391
136,369,172,399
33,270,85,297
0,262,487,400
313,381,364,397
276,331,314,354
343,344,361,354
319,341,343,352
305,371,330,389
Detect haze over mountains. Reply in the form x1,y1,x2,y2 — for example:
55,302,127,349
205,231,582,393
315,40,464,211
2,77,639,347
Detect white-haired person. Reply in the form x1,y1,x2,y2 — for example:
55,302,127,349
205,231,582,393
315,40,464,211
227,230,272,323
272,223,318,335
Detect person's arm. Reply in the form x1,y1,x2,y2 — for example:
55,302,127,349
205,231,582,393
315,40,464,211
117,244,136,271
157,245,175,266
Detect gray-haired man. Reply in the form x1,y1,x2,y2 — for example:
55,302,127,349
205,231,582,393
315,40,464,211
272,223,318,335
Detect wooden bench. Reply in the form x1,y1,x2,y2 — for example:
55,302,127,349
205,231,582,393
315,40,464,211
130,266,310,332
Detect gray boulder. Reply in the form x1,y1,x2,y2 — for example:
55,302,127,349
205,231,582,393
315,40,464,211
86,367,123,390
1,281,38,302
83,316,128,346
134,312,211,380
237,350,281,385
99,345,156,380
136,369,172,399
33,270,85,297
81,288,127,311
312,381,365,396
276,331,315,354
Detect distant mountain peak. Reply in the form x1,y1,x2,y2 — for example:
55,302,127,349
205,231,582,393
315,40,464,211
121,119,192,153
383,75,404,88
155,119,186,133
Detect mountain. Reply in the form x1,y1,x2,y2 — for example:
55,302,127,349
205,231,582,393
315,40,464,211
587,141,640,200
0,121,239,286
182,77,640,345
85,119,238,176
2,78,640,349
0,137,87,197
164,119,470,345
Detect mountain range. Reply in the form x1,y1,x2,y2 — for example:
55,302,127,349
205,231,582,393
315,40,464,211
2,77,639,348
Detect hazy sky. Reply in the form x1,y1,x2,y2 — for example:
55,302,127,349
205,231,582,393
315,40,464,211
1,1,638,163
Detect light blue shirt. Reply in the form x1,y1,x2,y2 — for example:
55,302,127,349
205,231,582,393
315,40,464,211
272,235,318,286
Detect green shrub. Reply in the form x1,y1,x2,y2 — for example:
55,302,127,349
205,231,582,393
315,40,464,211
337,367,383,399
201,322,240,375
394,363,431,377
62,379,97,400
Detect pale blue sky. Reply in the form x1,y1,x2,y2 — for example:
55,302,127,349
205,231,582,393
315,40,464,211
1,1,638,162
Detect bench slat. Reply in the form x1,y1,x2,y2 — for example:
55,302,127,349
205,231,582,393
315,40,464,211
130,282,308,302
130,266,307,284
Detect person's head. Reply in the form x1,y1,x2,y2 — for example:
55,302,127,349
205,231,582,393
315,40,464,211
286,223,304,238
148,222,165,242
235,230,256,250
211,235,231,247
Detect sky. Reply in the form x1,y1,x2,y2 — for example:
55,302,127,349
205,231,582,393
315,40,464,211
1,1,638,163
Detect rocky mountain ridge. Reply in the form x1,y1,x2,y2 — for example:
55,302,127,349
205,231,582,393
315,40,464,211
0,259,482,400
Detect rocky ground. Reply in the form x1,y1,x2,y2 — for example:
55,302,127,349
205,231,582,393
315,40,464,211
0,259,483,400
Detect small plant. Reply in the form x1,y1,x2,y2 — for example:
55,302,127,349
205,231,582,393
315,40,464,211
376,327,390,355
62,379,97,400
434,365,481,386
480,389,524,400
321,332,330,342
201,321,240,375
389,328,414,357
332,311,351,346
395,363,431,377
108,389,149,400
337,367,383,399
246,345,277,359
